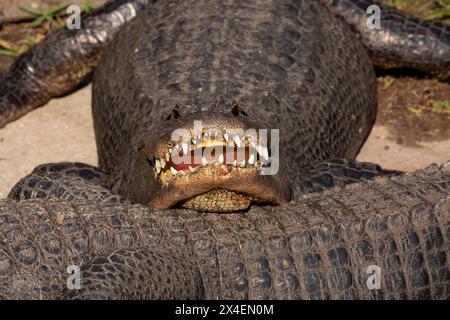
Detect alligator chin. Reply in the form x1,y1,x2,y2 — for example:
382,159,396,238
146,120,291,212
150,163,287,212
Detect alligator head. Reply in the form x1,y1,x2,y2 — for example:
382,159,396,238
128,103,292,212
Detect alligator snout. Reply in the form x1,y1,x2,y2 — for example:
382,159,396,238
129,106,292,212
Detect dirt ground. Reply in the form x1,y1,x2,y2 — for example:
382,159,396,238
0,0,449,197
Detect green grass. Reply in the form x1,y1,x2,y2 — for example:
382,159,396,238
19,0,94,27
382,0,450,23
0,36,40,57
431,100,450,111
20,3,70,27
0,1,95,57
430,100,450,120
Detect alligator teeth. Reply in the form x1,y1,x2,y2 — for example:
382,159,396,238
256,145,263,156
192,137,197,144
155,159,161,173
223,133,229,142
170,167,178,175
180,170,187,176
262,147,269,160
257,145,269,160
165,152,170,162
160,158,166,168
240,160,246,167
218,154,224,164
233,135,242,148
248,154,255,165
201,157,208,166
233,160,237,166
181,142,188,155
189,165,196,173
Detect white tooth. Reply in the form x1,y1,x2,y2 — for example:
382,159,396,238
256,145,269,160
168,147,173,154
155,159,161,173
233,135,241,148
218,154,224,164
160,158,166,168
224,133,229,142
197,134,202,142
262,147,269,160
189,165,196,173
181,142,188,155
192,137,196,144
248,154,255,165
165,153,170,162
233,160,237,166
240,160,246,167
180,170,187,175
201,157,208,166
256,145,263,155
170,167,178,175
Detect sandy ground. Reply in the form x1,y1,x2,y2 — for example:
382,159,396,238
1,84,449,197
0,85,97,197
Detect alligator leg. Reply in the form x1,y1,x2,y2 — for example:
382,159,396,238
321,0,450,80
0,0,151,128
8,162,128,204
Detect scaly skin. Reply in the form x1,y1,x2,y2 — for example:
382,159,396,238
93,0,377,208
0,0,449,298
1,162,449,299
0,0,152,128
322,0,450,80
0,0,449,211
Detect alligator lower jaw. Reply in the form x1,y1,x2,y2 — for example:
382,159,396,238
149,164,285,212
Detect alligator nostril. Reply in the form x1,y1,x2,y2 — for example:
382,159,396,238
231,101,248,116
167,104,181,120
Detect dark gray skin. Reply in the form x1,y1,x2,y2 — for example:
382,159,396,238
0,0,449,298
1,0,449,208
1,162,450,299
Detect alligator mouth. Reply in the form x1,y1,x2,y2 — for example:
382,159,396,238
147,128,289,212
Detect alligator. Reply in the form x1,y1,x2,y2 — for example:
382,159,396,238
1,162,450,299
0,0,449,299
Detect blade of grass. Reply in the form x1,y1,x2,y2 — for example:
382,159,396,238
46,3,69,16
0,49,19,57
19,6,43,16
